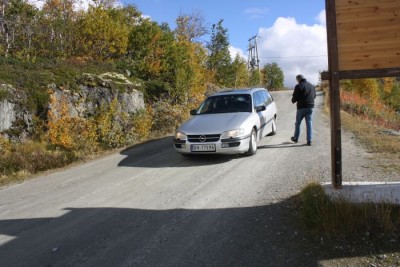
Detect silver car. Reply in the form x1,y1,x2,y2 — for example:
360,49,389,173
174,88,277,156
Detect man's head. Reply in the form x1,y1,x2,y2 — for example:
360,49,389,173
296,74,305,83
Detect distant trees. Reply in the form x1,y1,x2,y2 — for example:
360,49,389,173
261,62,284,90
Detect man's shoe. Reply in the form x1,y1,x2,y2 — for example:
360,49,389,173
307,141,312,146
291,137,298,143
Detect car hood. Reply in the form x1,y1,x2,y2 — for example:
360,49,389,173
178,112,251,134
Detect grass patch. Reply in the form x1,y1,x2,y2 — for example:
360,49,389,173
0,141,77,186
341,111,400,154
300,183,400,234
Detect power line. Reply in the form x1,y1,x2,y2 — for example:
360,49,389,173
257,55,327,59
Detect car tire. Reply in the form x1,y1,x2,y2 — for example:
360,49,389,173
246,128,257,156
268,117,277,136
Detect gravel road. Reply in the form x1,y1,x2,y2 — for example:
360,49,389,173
0,91,398,266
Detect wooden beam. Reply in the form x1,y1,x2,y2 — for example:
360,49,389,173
321,67,400,80
326,0,342,189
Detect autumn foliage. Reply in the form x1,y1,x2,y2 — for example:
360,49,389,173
339,78,400,131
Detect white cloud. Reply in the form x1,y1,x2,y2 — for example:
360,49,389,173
257,10,328,87
141,14,152,21
229,46,246,61
315,10,326,26
244,7,269,19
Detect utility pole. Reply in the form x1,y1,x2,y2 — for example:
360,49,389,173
247,35,261,85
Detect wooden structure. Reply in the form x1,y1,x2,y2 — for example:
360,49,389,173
322,0,400,188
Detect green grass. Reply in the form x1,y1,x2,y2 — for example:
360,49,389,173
299,183,400,235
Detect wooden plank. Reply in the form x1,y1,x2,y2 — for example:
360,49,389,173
336,7,400,19
335,0,400,70
338,43,400,51
336,0,400,10
338,35,400,44
338,21,400,31
340,58,400,70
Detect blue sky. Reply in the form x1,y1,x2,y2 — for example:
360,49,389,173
127,0,328,86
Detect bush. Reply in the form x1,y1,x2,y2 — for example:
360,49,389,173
151,101,190,134
47,93,99,152
96,98,134,148
0,141,76,183
0,136,11,153
131,108,153,140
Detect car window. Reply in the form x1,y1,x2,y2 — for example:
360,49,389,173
266,91,274,103
253,91,263,108
254,91,268,107
197,94,252,114
263,91,273,105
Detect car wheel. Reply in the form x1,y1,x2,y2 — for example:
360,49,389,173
268,117,277,136
246,128,257,156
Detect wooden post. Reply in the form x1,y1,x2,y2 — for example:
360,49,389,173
326,0,342,189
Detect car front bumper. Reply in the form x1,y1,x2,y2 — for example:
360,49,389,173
173,135,251,155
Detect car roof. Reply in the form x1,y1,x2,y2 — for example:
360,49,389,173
211,88,268,96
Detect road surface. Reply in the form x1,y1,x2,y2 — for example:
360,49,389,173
0,91,397,266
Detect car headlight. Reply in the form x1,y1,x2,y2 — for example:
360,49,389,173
175,131,187,140
221,128,245,139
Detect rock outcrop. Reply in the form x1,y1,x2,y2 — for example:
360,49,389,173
0,84,32,139
49,72,145,119
1,72,145,139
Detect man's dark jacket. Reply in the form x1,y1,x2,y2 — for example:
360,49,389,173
291,79,316,109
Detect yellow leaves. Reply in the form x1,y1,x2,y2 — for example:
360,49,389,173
132,107,153,140
77,7,129,60
382,77,395,94
344,78,379,102
47,92,98,151
0,136,11,154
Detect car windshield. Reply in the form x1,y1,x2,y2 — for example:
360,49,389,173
196,94,252,114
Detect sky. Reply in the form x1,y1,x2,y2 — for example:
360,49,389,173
126,0,328,87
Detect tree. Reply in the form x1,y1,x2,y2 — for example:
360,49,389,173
175,10,208,42
262,62,284,90
38,0,77,58
249,70,261,87
231,54,249,88
76,6,129,60
1,0,38,58
206,19,232,87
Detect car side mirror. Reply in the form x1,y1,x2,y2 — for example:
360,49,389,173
256,105,266,112
190,109,197,115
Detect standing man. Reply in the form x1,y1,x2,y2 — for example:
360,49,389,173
291,74,316,146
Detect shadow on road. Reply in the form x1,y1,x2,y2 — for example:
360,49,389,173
0,196,398,266
118,136,236,168
258,142,308,149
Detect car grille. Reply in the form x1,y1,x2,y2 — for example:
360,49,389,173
187,134,220,143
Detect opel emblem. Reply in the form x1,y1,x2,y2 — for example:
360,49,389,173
199,135,207,142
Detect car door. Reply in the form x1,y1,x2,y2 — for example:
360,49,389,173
262,91,275,128
253,90,268,138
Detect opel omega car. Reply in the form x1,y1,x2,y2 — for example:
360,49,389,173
173,88,277,156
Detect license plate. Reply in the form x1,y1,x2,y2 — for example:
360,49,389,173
191,144,216,152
